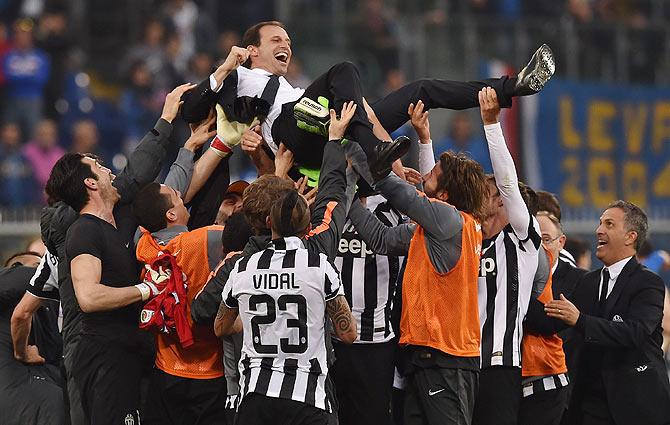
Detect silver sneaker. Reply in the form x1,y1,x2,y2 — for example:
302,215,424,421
515,44,555,95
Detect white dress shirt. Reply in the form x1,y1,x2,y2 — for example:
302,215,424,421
210,67,305,153
599,256,634,300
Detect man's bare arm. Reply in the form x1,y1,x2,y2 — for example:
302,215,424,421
214,301,239,337
326,295,357,344
10,293,45,364
70,254,143,313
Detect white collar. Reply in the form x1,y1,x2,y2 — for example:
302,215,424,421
247,66,273,77
551,260,558,275
604,256,633,281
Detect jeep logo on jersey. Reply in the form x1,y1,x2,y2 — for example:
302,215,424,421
140,309,154,324
480,257,496,277
338,237,374,258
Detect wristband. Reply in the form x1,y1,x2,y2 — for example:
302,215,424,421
135,283,150,301
210,135,232,156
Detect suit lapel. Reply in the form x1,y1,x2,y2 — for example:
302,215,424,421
603,257,639,319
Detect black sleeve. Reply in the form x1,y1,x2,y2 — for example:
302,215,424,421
65,219,103,262
191,253,239,323
187,154,230,230
524,297,568,335
576,271,665,348
181,71,237,123
114,119,173,205
0,267,36,313
305,141,349,261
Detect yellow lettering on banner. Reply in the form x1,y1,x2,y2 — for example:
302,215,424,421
623,104,647,154
561,156,584,207
588,101,616,152
588,158,616,208
653,161,670,197
560,97,581,149
652,102,670,153
622,161,647,207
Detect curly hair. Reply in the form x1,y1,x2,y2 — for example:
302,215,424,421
437,151,489,222
242,175,295,235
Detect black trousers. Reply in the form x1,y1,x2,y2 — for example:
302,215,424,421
62,336,87,425
71,336,143,425
236,393,329,425
404,367,478,425
519,386,569,425
143,367,228,425
332,340,396,425
472,366,522,425
274,61,515,168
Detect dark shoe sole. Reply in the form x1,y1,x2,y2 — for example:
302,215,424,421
370,136,411,181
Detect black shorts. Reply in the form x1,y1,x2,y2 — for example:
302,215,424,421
143,367,227,425
71,336,143,425
236,393,329,425
332,340,396,425
472,366,522,425
404,367,478,425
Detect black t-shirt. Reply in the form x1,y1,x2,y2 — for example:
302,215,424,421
65,210,142,341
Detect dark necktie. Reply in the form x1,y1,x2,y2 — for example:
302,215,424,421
260,75,280,105
599,268,610,310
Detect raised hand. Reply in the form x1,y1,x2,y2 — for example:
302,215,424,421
220,46,251,73
185,110,217,151
274,143,294,179
160,82,197,123
328,101,358,141
400,166,422,185
408,100,431,143
241,125,265,157
478,87,501,125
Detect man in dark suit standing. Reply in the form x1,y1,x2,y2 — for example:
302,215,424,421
544,200,670,425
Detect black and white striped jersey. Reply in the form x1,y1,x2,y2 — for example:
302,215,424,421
478,215,542,368
558,249,576,268
333,197,404,343
27,248,60,300
222,236,343,412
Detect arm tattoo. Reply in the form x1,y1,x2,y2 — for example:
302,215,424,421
327,295,354,335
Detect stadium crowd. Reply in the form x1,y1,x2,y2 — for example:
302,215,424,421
2,11,670,425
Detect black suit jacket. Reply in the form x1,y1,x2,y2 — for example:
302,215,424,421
552,260,588,385
566,257,670,425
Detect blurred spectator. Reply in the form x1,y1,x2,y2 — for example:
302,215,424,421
353,0,400,77
185,51,214,83
21,119,63,192
70,119,100,156
35,10,71,119
0,122,35,206
285,56,311,88
638,240,670,275
2,18,50,141
436,112,492,173
164,0,199,73
119,61,163,153
215,30,241,60
0,23,11,91
564,236,592,270
120,18,177,92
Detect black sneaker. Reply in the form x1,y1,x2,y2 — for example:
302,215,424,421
369,136,411,182
514,44,555,96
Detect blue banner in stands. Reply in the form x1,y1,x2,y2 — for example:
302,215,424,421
526,79,670,212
